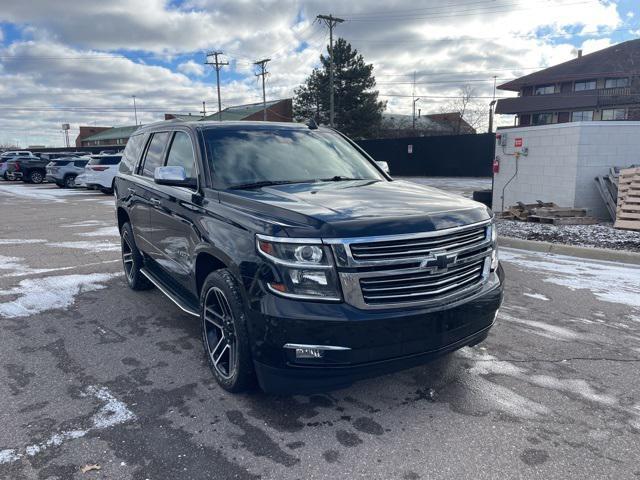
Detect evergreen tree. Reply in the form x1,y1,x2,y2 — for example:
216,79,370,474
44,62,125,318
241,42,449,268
294,38,385,139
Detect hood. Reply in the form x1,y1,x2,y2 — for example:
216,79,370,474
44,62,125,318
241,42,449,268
219,179,490,238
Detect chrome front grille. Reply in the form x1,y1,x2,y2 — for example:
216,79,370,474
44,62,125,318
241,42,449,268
326,220,493,310
359,259,485,305
349,225,487,262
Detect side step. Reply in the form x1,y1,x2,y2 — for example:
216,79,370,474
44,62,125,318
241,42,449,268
140,267,199,317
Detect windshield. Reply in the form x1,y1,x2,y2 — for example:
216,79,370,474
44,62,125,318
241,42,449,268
203,128,384,189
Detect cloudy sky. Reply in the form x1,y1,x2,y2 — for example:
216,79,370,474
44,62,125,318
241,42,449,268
0,0,638,146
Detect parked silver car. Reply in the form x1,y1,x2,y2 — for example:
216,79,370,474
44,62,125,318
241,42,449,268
46,157,91,188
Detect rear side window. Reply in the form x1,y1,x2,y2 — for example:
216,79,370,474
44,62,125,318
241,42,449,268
141,132,170,178
119,134,146,174
74,160,89,167
88,156,122,166
165,132,196,178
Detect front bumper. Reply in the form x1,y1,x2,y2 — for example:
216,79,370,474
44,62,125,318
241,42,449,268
7,172,22,180
247,266,504,393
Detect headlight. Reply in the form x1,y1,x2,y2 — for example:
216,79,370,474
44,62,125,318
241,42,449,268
256,235,341,301
488,221,499,271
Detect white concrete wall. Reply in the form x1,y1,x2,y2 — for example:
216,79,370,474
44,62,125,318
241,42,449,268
492,121,640,218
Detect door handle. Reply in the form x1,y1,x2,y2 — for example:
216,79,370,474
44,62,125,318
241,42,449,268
150,198,161,206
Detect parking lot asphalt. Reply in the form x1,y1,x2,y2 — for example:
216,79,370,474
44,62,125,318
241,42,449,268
1,182,639,480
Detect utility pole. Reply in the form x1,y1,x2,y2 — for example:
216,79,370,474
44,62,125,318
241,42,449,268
317,14,344,127
412,71,417,129
200,101,207,117
492,75,497,102
488,76,498,133
254,58,271,121
205,51,229,121
412,98,420,129
132,95,138,125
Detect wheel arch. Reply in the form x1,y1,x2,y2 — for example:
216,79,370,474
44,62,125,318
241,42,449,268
195,252,228,297
117,207,130,232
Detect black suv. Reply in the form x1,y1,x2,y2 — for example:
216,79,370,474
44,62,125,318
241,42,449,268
115,121,503,393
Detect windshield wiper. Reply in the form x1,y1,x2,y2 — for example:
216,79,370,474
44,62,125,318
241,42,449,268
229,179,312,190
317,175,367,182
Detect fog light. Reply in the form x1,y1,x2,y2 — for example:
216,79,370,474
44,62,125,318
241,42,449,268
295,347,324,359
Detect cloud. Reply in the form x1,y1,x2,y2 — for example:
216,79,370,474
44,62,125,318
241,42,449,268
177,60,205,77
0,0,629,145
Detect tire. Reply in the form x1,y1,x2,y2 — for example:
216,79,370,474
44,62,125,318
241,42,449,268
29,170,44,184
201,270,255,393
2,172,7,181
64,175,77,188
56,182,65,188
120,222,152,291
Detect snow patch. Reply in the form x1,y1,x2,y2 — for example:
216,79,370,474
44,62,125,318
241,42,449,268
499,311,583,341
0,239,47,245
461,348,618,407
0,386,135,465
523,292,550,301
0,273,118,318
77,226,120,237
500,248,640,309
47,240,120,252
0,184,93,203
62,220,110,228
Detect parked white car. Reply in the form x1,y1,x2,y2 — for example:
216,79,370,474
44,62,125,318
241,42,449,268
75,154,122,194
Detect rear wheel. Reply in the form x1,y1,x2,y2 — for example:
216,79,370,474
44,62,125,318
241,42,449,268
29,170,44,184
201,270,255,392
64,175,77,188
120,222,152,291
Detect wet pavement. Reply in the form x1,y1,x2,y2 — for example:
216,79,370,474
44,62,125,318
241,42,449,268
1,182,639,479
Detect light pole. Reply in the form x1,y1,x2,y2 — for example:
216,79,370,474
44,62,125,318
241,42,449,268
132,95,138,125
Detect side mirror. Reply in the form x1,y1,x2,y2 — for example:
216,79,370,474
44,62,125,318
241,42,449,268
154,166,197,188
376,161,390,175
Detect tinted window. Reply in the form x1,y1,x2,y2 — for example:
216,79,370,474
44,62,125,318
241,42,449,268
52,160,71,166
165,132,196,178
88,155,122,165
142,132,170,177
119,134,146,174
203,128,384,189
74,160,89,167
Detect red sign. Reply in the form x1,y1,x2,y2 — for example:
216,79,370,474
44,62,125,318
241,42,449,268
514,138,523,147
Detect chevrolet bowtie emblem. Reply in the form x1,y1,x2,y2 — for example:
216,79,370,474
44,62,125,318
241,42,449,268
420,252,457,272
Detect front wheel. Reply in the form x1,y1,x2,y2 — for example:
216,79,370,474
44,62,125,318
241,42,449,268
120,222,152,290
201,270,255,393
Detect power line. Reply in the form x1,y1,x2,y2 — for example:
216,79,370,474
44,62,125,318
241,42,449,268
346,0,593,22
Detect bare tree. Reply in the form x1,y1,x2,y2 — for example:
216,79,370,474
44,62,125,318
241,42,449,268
439,85,487,134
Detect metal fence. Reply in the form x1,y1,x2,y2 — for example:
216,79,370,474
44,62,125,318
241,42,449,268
357,133,495,177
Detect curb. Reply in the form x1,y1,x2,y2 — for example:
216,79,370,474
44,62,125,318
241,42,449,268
498,236,640,266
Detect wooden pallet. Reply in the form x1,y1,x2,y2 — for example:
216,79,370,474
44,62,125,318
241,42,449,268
615,167,640,231
528,215,598,225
